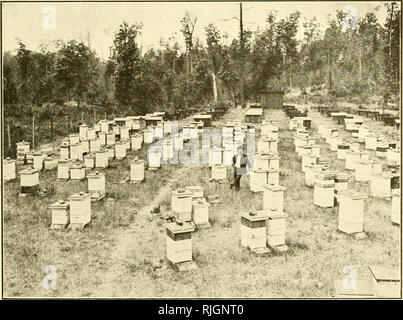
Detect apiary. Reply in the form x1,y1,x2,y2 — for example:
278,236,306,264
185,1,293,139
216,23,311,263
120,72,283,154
143,128,154,144
95,150,109,168
105,145,115,160
171,189,192,222
89,138,101,153
241,211,269,250
106,132,116,146
166,221,195,265
80,139,90,154
130,134,143,151
192,198,210,227
211,165,227,180
162,139,174,163
79,124,88,141
60,145,70,159
208,147,222,166
68,192,91,226
337,143,350,160
4,158,16,181
87,171,106,201
44,156,58,170
368,265,400,298
100,120,109,132
302,154,317,173
263,184,286,212
266,209,288,247
250,168,269,192
57,159,71,180
84,154,95,169
370,173,393,198
337,190,367,234
50,200,70,228
365,135,378,150
120,126,130,140
69,134,80,145
19,168,40,195
115,141,126,160
33,152,44,171
130,158,145,183
391,189,400,225
86,127,96,140
185,186,204,199
345,151,361,171
314,171,335,207
329,137,342,152
375,143,389,159
148,147,161,170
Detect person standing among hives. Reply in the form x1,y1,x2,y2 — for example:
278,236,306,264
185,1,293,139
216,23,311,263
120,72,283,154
230,145,252,191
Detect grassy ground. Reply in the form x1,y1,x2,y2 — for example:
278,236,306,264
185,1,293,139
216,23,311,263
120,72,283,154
3,104,400,298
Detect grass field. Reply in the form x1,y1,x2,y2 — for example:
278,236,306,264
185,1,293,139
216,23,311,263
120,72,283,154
3,103,401,298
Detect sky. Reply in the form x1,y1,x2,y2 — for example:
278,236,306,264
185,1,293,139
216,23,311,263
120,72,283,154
2,1,396,60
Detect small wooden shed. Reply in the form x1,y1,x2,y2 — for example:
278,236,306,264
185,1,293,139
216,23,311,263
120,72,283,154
260,88,284,109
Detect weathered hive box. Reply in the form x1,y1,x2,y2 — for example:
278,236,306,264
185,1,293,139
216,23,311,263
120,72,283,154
365,135,378,150
174,134,184,151
33,152,44,171
254,153,279,171
16,141,31,154
297,145,312,158
100,120,109,133
368,265,401,298
84,153,95,169
79,124,88,141
60,145,70,159
154,125,164,140
70,162,86,180
120,126,130,140
350,142,360,153
355,160,382,182
95,150,109,168
68,192,91,226
266,209,287,247
257,138,271,153
391,189,400,225
338,190,367,234
115,141,126,160
305,164,322,187
87,171,106,201
166,221,195,265
70,143,83,161
25,152,34,165
98,132,106,146
130,158,145,183
112,124,120,136
80,139,90,154
192,198,210,227
189,127,198,140
222,146,234,166
334,173,349,194
130,134,143,151
148,147,161,170
123,137,131,150
241,211,269,250
302,154,317,173
171,189,193,222
345,151,361,171
370,173,393,198
58,158,71,179
358,126,370,142
314,171,335,208
143,129,154,144
337,143,350,160
250,168,269,192
4,158,16,181
50,200,70,228
89,138,101,153
162,140,174,163
105,145,115,160
333,279,375,298
263,184,286,212
19,168,40,194
375,143,389,159
267,168,279,185
211,165,227,180
106,132,116,146
185,186,204,199
69,134,80,145
208,147,222,166
44,156,58,170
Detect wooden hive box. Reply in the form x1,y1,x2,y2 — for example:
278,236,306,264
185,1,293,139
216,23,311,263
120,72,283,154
166,221,195,265
33,152,44,171
130,134,143,151
95,150,109,168
329,137,342,152
337,143,350,160
370,173,393,198
79,124,88,141
60,145,70,159
98,132,106,146
94,123,101,132
84,153,95,169
297,145,312,158
44,156,58,170
345,151,361,171
391,189,400,225
313,171,335,208
148,147,161,169
185,186,204,199
58,158,71,180
19,167,40,194
189,127,198,140
268,139,278,153
89,138,101,153
69,134,80,145
358,126,370,142
354,160,379,182
334,172,349,193
70,162,86,180
119,126,130,140
69,143,83,161
130,158,145,183
305,164,323,187
68,192,91,226
375,143,389,159
333,279,375,298
208,147,222,167
338,190,367,234
266,209,287,247
112,124,120,136
310,145,320,157
365,135,378,150
368,265,401,298
222,145,234,166
241,211,269,250
302,154,317,173
162,139,174,163
263,184,286,212
105,145,115,160
115,140,126,160
211,165,227,180
192,198,210,226
87,171,106,201
250,168,269,192
4,158,16,181
154,125,164,140
106,132,116,146
163,121,171,135
143,129,154,144
171,189,192,222
267,168,279,185
16,141,30,154
50,200,70,228
100,120,109,133
386,148,400,163
174,134,183,151
257,138,271,154
80,139,89,154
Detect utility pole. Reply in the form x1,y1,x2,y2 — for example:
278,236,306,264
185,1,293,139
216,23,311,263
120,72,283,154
239,2,245,107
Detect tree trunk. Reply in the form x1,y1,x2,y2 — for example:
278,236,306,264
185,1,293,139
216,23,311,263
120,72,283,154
358,46,362,84
7,117,11,149
32,114,35,150
289,56,292,89
50,116,54,140
94,105,96,123
328,52,332,90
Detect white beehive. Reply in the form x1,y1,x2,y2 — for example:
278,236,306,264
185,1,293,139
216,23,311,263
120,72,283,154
171,189,193,222
391,189,400,225
100,120,109,132
70,162,86,180
148,147,161,169
69,134,80,145
123,137,130,150
297,145,312,158
112,124,120,136
222,148,234,166
154,125,164,140
19,167,39,194
84,154,95,169
130,158,145,183
345,151,361,171
189,127,198,140
386,148,400,163
329,137,342,152
257,138,270,153
130,134,143,151
370,173,393,198
355,160,381,182
16,141,30,154
105,145,115,160
250,168,269,192
120,126,130,140
166,221,195,265
163,121,171,135
98,132,106,146
87,171,106,201
80,139,89,154
192,198,210,226
33,152,44,171
365,135,378,150
115,141,126,160
162,139,174,163
58,159,71,179
267,168,279,185
358,126,370,142
266,209,287,247
305,165,322,187
337,190,367,234
106,132,116,146
241,211,269,250
314,171,335,208
336,143,350,160
143,129,154,144
4,158,16,181
68,192,91,226
60,145,70,159
334,173,349,193
368,265,401,298
70,143,83,161
94,123,101,133
50,200,70,227
263,184,286,212
211,165,227,180
95,149,108,168
208,147,222,166
375,143,388,159
79,124,88,141
89,138,101,153
174,134,184,151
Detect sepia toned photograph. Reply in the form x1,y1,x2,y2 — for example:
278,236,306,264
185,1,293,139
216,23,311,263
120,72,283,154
1,0,401,302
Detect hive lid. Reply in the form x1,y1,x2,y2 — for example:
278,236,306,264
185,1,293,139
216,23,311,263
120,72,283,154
171,189,192,198
241,210,269,221
338,190,367,200
68,192,90,200
19,167,39,174
368,265,400,282
266,209,287,219
87,171,105,178
69,133,79,137
165,221,195,233
50,199,69,208
84,153,95,158
263,183,286,191
335,173,350,180
80,124,88,127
